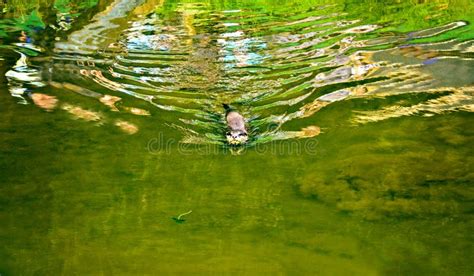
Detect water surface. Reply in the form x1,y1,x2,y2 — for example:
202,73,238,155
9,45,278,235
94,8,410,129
0,0,473,274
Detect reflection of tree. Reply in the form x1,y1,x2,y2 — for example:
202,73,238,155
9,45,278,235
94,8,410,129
55,0,148,53
353,87,474,124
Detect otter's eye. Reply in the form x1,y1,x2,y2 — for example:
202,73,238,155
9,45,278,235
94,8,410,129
226,132,231,136
240,133,248,136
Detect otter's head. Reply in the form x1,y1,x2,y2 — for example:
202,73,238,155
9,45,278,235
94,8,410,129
226,130,248,145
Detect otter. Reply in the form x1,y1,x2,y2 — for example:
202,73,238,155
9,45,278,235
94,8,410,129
223,104,248,145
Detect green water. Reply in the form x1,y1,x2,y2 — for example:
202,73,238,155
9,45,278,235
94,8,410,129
1,0,473,274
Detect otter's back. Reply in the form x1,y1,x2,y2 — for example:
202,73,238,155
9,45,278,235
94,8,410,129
226,111,245,130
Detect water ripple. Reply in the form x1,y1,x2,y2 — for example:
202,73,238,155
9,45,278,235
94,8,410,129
2,0,473,144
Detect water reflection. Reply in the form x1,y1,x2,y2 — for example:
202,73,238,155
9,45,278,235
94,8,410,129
0,0,473,144
0,0,473,274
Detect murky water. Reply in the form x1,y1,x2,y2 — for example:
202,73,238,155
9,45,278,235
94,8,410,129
1,0,473,274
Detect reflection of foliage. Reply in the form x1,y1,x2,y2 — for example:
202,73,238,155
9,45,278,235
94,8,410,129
54,0,98,15
0,0,49,38
156,0,474,43
2,0,472,42
0,10,45,38
0,0,99,38
343,0,474,43
1,0,45,18
344,0,472,28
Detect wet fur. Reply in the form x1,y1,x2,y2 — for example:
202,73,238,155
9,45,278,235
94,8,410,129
223,104,248,144
226,111,246,132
